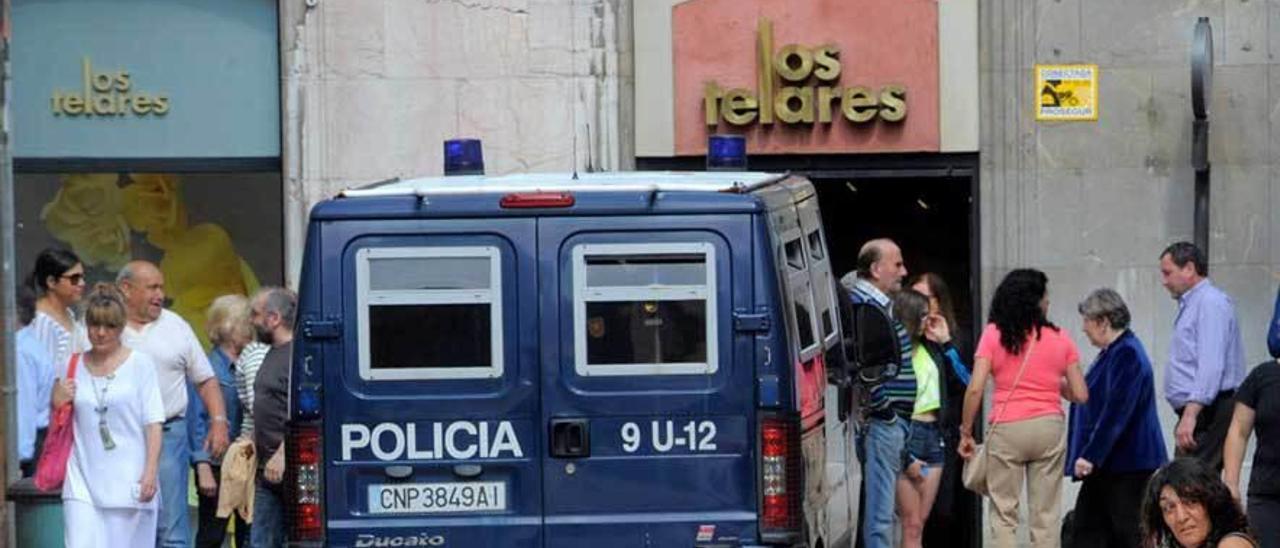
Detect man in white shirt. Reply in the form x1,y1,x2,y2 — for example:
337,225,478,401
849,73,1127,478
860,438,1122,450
118,260,230,548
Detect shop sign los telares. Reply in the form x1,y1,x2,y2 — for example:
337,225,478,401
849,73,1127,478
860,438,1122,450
673,0,940,154
703,19,906,127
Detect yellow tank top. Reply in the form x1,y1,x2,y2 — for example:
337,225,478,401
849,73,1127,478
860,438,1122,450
912,345,941,417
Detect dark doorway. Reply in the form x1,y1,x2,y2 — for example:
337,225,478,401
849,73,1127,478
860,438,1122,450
814,175,979,548
812,175,975,344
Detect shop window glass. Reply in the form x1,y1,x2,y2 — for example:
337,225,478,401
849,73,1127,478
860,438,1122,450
15,172,284,350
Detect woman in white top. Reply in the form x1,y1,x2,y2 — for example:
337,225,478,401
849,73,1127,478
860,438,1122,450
53,283,165,548
27,248,89,369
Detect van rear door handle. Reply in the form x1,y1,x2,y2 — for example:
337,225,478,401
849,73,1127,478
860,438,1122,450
549,418,590,458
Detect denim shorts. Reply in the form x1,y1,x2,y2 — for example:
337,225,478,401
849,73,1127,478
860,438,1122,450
904,420,945,466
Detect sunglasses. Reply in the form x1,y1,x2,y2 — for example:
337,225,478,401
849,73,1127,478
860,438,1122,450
60,273,85,285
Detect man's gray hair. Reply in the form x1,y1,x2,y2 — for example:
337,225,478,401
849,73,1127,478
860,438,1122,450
256,286,298,329
1077,288,1130,330
116,263,137,284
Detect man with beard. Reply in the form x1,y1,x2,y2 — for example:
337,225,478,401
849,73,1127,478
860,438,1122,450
249,286,296,548
117,260,230,548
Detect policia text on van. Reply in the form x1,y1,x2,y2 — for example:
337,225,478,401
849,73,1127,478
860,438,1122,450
282,144,892,547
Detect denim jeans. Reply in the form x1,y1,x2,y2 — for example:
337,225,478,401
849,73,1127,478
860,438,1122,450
158,417,192,548
251,480,286,548
859,414,909,548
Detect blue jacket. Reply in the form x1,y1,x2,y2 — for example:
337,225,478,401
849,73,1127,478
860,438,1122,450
188,346,243,465
1269,285,1280,359
1066,330,1168,476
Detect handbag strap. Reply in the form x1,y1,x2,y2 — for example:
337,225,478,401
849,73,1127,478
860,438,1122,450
980,335,1036,441
66,353,80,380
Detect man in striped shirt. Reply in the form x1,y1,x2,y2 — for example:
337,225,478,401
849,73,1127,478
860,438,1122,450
840,238,915,548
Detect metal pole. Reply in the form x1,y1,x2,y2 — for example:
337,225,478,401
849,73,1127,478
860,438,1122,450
1195,168,1210,271
0,0,18,544
1190,18,1213,270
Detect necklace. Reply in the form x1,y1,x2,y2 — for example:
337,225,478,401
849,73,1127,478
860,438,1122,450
87,355,118,451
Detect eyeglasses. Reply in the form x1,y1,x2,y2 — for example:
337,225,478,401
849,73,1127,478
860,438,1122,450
60,273,85,285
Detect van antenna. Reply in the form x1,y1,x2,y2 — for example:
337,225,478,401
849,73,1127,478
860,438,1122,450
585,122,594,173
571,123,580,180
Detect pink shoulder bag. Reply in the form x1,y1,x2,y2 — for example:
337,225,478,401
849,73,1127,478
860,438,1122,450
34,353,80,492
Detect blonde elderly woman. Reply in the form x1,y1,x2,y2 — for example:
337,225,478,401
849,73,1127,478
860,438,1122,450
187,295,252,548
56,284,164,548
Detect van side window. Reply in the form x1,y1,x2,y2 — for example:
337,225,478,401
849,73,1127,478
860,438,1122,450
785,238,806,271
573,242,718,376
807,229,825,261
794,280,818,351
355,246,504,380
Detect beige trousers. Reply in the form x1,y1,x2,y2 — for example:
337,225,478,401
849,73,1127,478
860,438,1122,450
986,414,1066,548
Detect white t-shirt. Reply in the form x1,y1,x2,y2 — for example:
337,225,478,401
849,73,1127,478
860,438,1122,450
63,350,166,509
122,309,214,419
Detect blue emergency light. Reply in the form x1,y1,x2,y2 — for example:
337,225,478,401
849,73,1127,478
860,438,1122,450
706,134,747,171
444,138,485,176
296,384,321,419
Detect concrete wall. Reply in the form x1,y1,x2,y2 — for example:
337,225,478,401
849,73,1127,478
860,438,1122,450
278,0,635,280
980,0,1280,526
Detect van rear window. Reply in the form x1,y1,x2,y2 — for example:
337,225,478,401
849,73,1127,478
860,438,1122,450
355,246,504,380
368,304,491,368
573,243,718,376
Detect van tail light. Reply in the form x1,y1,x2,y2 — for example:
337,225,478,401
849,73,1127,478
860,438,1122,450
759,412,802,544
287,422,324,544
500,192,575,208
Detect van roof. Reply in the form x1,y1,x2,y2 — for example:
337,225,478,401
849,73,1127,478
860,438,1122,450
339,171,785,198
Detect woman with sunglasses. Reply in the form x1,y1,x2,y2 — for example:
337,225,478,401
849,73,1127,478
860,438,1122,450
24,248,89,466
27,248,90,367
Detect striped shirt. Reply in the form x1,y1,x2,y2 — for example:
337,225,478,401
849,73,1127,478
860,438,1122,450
235,341,270,436
847,278,916,418
29,310,88,376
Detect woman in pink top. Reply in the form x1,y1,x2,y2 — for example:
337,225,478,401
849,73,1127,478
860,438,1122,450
958,269,1089,548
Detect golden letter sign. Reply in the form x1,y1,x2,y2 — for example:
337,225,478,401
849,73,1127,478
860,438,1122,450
703,19,906,127
51,57,171,117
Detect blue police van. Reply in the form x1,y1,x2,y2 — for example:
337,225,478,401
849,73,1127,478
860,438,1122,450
283,140,864,547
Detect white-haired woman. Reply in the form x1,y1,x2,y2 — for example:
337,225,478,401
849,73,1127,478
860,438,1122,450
1066,288,1167,547
188,294,253,548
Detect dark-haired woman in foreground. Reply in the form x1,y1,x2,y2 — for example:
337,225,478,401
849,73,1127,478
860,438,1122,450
1142,458,1256,548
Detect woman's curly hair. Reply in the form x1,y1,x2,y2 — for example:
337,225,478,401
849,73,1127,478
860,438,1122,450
988,268,1056,355
1141,458,1252,548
